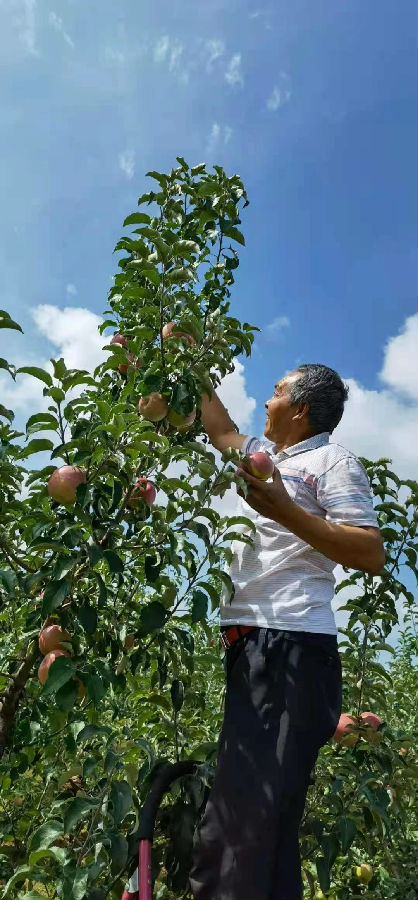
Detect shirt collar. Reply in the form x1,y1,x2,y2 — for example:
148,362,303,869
272,432,330,460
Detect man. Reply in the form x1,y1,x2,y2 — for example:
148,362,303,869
188,364,385,900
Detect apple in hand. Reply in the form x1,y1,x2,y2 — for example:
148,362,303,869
128,478,156,508
39,625,71,655
242,451,275,481
162,322,196,347
167,407,196,432
47,466,87,505
138,392,169,422
38,649,69,685
333,713,358,747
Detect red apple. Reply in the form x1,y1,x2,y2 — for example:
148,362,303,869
38,649,69,685
162,322,196,347
128,478,156,508
124,633,135,650
360,711,382,730
47,466,86,505
110,333,142,374
167,406,196,432
138,392,169,422
13,797,24,807
399,747,407,756
39,625,71,656
333,713,358,747
242,451,275,481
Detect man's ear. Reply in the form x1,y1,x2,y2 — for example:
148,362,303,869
293,402,309,421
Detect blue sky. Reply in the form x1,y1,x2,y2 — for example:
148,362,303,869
0,0,416,632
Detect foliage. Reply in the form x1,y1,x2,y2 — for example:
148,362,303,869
0,161,417,900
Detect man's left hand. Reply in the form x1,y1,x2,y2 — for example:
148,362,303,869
235,465,293,521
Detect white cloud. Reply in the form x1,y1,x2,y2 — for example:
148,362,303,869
104,46,126,65
11,0,38,56
153,35,170,63
32,304,106,371
206,122,233,156
379,313,418,401
49,11,74,49
225,53,243,87
118,149,135,180
204,38,224,70
265,315,290,338
66,283,77,297
266,74,291,111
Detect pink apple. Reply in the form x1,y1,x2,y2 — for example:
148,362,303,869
138,392,169,422
242,451,275,481
360,711,382,730
162,322,196,347
47,466,87,505
110,333,142,374
39,625,71,656
38,649,69,685
333,714,358,747
167,407,196,432
128,478,156,508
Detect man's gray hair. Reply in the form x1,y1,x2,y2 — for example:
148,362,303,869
290,364,349,434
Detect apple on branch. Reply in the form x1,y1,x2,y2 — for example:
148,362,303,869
128,478,156,508
138,392,169,422
242,451,275,481
38,649,69,684
333,713,359,747
162,321,196,347
47,466,86,505
39,625,71,655
110,332,142,374
167,406,197,433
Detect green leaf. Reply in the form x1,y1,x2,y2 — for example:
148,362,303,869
29,818,63,851
21,438,54,457
87,544,104,568
85,673,106,704
191,590,208,623
95,572,107,604
42,579,71,614
77,603,98,634
0,403,14,422
2,865,33,895
221,223,245,245
71,868,89,900
42,656,75,694
338,816,357,853
171,678,184,712
28,845,68,866
17,366,52,386
55,678,78,712
63,796,100,834
110,780,132,825
109,832,128,869
77,724,111,742
0,310,23,333
103,549,124,574
145,553,162,582
26,412,59,432
123,211,151,226
316,857,330,894
140,600,167,633
0,569,17,596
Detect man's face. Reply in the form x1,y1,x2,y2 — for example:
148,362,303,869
263,371,304,442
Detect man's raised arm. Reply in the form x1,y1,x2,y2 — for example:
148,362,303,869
200,379,247,452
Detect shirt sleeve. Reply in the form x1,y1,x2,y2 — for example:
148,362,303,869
241,436,274,456
316,456,379,527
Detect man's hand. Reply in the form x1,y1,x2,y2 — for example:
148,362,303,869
235,464,293,519
235,463,385,575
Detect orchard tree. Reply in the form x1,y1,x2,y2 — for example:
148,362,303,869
0,161,259,900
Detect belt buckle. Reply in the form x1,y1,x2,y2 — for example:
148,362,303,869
219,630,231,651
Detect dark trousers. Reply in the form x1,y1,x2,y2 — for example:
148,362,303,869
188,627,342,900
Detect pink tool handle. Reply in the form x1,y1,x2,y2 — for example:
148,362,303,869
139,839,153,900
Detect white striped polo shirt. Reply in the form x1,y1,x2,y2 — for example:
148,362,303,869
219,432,379,635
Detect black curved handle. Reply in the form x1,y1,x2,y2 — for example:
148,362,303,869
136,759,203,841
